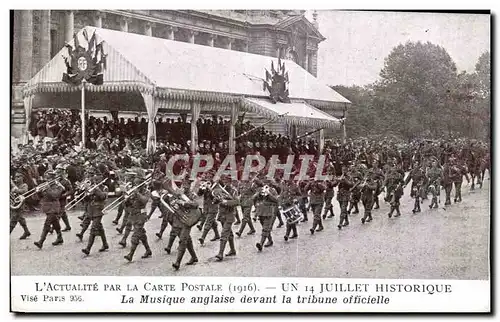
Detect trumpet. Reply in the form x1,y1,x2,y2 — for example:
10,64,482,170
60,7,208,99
260,185,271,197
103,176,152,213
11,175,62,209
65,178,108,211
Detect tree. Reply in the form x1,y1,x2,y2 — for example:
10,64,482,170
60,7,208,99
374,41,458,139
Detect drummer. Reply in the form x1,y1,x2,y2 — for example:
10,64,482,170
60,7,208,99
280,179,301,241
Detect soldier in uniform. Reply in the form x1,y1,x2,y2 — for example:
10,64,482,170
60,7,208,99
171,190,200,270
118,173,139,248
337,166,354,230
34,171,66,249
305,180,326,234
235,178,258,237
124,177,152,262
426,159,443,209
76,171,94,242
450,158,470,203
112,173,133,225
55,164,73,232
404,161,427,213
347,168,362,215
371,161,385,209
280,180,300,241
148,170,165,220
387,180,404,218
10,173,31,239
253,181,279,251
441,158,454,206
82,173,109,255
198,178,221,245
360,172,378,224
297,180,309,222
214,175,239,261
323,177,336,219
154,182,170,240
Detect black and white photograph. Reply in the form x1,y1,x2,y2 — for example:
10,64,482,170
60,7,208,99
8,7,491,313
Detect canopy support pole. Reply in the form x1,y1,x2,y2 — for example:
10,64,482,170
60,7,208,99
141,91,159,156
319,129,325,152
81,79,86,150
229,101,239,155
190,101,200,155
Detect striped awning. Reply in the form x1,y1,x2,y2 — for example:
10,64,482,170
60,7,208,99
241,97,341,129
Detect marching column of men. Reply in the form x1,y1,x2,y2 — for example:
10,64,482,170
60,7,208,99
10,150,488,271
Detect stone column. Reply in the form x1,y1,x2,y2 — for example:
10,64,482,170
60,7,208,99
244,41,249,52
166,26,177,40
39,10,51,68
64,10,74,42
144,21,154,37
276,45,281,58
120,16,131,32
305,51,310,72
19,10,33,81
93,11,105,28
207,34,216,47
226,38,233,50
188,30,198,44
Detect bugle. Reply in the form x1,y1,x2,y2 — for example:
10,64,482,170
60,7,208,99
66,178,108,211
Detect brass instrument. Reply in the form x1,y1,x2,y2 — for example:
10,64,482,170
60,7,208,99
10,175,62,210
102,175,152,213
260,185,271,197
211,183,234,202
160,192,201,227
66,178,108,211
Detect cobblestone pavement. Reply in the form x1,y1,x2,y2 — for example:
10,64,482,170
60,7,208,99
11,177,490,279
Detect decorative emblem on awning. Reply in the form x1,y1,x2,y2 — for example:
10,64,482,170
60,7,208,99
263,57,290,104
62,30,107,86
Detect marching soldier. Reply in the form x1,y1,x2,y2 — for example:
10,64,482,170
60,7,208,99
450,158,470,203
337,166,354,230
82,174,109,255
388,180,404,218
297,180,309,222
76,172,94,242
155,186,171,240
164,192,182,255
442,158,454,206
253,181,279,251
118,173,138,248
55,164,73,232
198,177,221,245
305,180,326,234
323,178,336,219
10,173,31,239
214,175,239,261
426,159,443,209
371,161,385,209
280,180,300,241
404,161,427,213
171,190,199,270
112,173,133,225
360,172,378,224
34,171,66,249
124,177,152,262
347,169,362,215
235,178,258,237
148,170,165,219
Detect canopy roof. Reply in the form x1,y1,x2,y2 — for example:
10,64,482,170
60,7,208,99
24,26,350,110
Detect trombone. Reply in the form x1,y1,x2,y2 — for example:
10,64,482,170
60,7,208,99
10,175,62,210
65,178,108,211
103,175,152,213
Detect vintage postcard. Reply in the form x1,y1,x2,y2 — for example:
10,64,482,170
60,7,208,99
9,9,491,313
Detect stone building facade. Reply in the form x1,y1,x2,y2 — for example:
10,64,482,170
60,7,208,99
11,10,326,137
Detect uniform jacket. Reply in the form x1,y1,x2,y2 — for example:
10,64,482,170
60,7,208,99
217,184,239,223
41,184,65,214
252,186,279,218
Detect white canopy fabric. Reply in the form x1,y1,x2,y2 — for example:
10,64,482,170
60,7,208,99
242,97,341,129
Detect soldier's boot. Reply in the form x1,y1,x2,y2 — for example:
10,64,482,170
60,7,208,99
347,203,353,214
433,197,439,208
19,219,31,240
353,203,360,214
388,207,394,218
264,235,273,248
290,225,298,239
186,240,198,265
374,198,380,209
310,221,317,235
118,235,127,248
34,226,49,249
61,214,71,231
165,235,176,254
112,208,123,225
210,226,220,242
119,226,132,247
284,225,291,241
256,235,266,252
327,206,335,218
52,232,64,246
124,242,138,262
247,219,256,235
316,220,324,232
99,231,109,252
367,213,373,222
343,215,350,226
215,240,227,261
236,222,246,237
412,199,419,213
445,196,451,206
82,234,95,255
395,206,402,217
172,246,186,270
198,229,208,245
276,214,284,228
141,239,152,259
156,222,168,239
226,235,237,256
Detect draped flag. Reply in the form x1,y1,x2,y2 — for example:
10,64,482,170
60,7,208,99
263,58,291,104
62,31,107,86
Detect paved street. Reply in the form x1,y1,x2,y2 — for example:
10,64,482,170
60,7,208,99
11,178,490,279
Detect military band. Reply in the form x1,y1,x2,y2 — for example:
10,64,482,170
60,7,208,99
10,145,489,271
